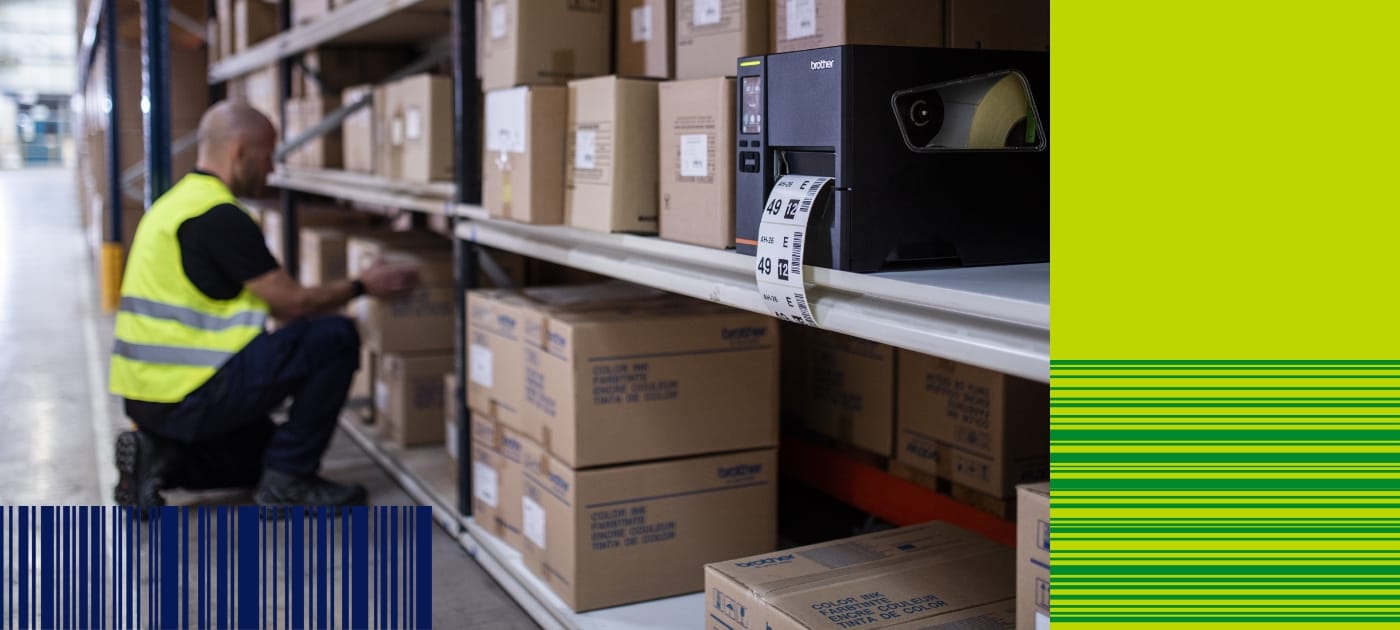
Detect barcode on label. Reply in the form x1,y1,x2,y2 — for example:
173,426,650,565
790,229,804,270
794,291,815,326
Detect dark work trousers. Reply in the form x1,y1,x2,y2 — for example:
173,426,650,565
132,316,360,489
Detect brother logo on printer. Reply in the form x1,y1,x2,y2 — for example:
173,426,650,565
718,463,763,478
810,59,835,70
735,554,794,568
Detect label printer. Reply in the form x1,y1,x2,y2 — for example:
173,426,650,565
735,45,1049,272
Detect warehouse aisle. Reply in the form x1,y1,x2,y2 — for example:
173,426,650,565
0,168,538,629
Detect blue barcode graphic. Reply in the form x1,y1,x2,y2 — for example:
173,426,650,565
0,506,431,629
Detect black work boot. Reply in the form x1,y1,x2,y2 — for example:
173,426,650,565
255,469,368,513
113,430,174,509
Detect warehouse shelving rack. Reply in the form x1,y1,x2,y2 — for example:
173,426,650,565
83,0,1050,626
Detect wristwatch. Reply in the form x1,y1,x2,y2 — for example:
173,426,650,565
350,279,367,298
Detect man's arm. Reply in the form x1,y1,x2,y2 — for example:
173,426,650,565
246,262,420,322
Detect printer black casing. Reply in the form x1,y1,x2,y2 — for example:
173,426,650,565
735,45,1049,272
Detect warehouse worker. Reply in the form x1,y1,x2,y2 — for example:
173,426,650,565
109,101,418,510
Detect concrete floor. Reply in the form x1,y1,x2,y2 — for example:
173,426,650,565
0,167,537,629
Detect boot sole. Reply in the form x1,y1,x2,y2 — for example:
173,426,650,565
113,432,139,505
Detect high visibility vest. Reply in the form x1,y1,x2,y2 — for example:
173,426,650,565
109,172,270,403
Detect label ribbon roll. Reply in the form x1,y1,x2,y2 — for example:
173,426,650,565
754,174,833,327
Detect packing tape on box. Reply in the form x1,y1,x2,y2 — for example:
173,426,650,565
754,174,832,327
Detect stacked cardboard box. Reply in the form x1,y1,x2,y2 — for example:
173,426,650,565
617,0,674,79
565,76,660,234
283,96,343,169
466,284,781,610
378,74,455,184
674,0,769,80
790,328,898,458
706,521,1016,629
658,77,734,248
1017,482,1051,630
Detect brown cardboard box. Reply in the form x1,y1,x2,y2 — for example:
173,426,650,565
522,447,778,611
772,0,945,53
376,352,454,446
380,74,454,183
1017,482,1050,630
480,0,613,91
341,84,379,173
261,204,371,265
284,96,344,169
946,0,1049,52
233,0,279,53
523,297,779,468
566,76,660,234
705,521,1015,630
658,77,734,248
674,0,768,80
465,290,531,435
473,415,529,550
292,0,331,25
895,351,1049,498
483,86,567,224
617,0,674,79
298,226,358,286
801,329,896,457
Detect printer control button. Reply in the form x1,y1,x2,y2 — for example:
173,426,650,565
740,151,760,173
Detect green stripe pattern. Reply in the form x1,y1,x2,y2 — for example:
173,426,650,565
1051,360,1400,625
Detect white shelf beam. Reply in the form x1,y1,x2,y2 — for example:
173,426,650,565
268,167,455,215
453,210,1049,382
209,0,450,83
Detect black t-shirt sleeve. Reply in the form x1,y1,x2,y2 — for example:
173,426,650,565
177,203,281,300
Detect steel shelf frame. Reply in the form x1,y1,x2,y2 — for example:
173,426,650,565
452,214,1049,383
267,167,457,215
208,0,450,82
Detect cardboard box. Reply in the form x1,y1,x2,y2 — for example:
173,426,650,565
376,352,454,446
292,0,331,25
297,47,415,99
706,521,1015,630
233,0,279,53
346,233,456,353
284,96,344,169
617,0,674,79
946,0,1049,52
466,290,531,434
566,76,660,234
522,447,778,611
472,415,529,550
801,329,896,457
261,204,371,266
772,0,945,53
1017,482,1050,630
480,0,613,91
483,86,567,224
658,77,734,248
299,226,356,286
523,298,779,468
380,74,454,183
674,0,768,80
341,84,379,173
895,351,1049,498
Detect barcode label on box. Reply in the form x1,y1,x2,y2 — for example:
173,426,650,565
693,0,721,26
680,133,708,177
631,5,652,42
786,0,816,40
470,343,494,388
522,496,546,549
405,106,422,141
489,3,507,39
574,128,597,169
473,462,499,507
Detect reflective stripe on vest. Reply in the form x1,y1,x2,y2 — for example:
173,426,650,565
109,172,270,403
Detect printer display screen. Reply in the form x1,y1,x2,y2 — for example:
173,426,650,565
742,76,762,134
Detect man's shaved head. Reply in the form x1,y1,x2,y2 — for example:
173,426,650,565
196,100,277,197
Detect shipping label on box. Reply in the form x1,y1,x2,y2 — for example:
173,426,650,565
706,521,1014,629
1018,482,1050,630
523,447,777,612
522,300,779,468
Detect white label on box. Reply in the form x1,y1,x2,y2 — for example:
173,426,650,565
693,0,721,26
473,462,499,507
1035,612,1050,630
375,381,389,412
680,133,709,177
391,117,404,146
469,343,494,388
786,0,816,40
631,5,652,42
489,3,507,39
755,174,832,327
405,106,422,141
574,128,597,169
485,87,529,154
522,496,546,549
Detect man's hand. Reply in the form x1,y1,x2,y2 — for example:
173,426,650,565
358,261,420,298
